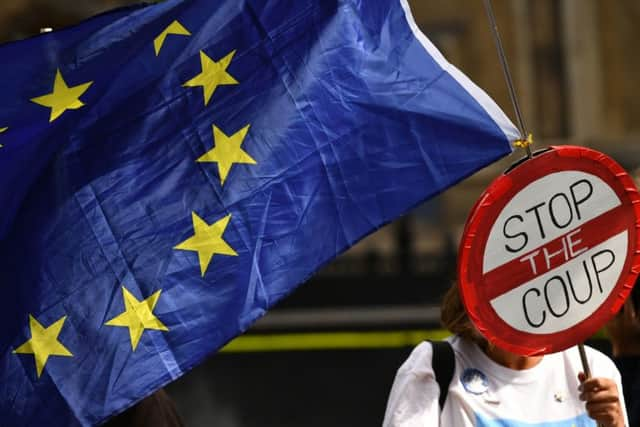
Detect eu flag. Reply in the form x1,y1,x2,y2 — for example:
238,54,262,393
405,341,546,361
0,0,518,425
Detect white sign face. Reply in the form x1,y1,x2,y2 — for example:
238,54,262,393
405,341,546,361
490,232,626,334
458,145,640,355
484,171,625,334
483,171,621,273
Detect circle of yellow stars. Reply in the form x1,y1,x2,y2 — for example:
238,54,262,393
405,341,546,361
13,18,258,378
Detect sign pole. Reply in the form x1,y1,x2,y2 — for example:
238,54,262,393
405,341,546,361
577,343,591,378
482,0,532,159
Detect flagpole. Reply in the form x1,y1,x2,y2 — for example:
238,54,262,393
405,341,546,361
482,0,532,159
482,3,601,425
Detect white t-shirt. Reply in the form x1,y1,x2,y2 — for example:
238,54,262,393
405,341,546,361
383,336,628,426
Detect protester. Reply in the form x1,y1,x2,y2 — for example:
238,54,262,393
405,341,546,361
606,277,640,427
383,283,628,426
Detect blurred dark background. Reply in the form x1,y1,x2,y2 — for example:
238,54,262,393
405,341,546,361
2,0,639,425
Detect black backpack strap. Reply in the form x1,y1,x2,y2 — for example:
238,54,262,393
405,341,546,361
429,340,455,410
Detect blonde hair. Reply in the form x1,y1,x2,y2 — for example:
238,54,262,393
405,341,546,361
440,282,485,345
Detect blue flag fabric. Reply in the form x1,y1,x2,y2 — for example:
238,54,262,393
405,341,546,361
0,0,518,425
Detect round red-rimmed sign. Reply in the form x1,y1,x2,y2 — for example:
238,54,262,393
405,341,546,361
458,145,640,356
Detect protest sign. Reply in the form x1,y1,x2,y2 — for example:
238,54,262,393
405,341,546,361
459,146,640,355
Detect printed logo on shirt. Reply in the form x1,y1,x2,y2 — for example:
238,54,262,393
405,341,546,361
475,412,596,426
461,368,489,394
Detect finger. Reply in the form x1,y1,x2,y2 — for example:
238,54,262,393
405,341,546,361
581,392,619,404
586,401,620,413
580,385,619,403
578,372,587,383
579,377,616,393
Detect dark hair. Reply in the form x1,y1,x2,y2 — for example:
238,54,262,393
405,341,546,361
632,276,640,311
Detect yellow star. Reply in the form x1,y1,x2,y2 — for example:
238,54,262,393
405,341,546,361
174,212,238,277
154,20,191,56
31,69,93,122
14,315,73,378
0,127,6,148
197,124,256,186
183,50,238,106
105,286,168,351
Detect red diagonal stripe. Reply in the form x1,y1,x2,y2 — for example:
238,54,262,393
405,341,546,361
483,205,629,301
